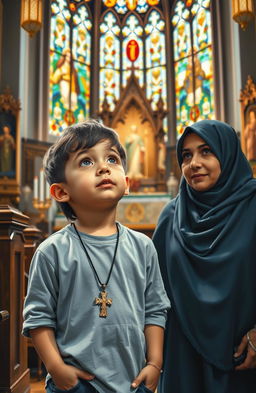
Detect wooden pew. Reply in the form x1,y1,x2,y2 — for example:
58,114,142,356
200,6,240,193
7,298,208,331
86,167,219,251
0,205,30,393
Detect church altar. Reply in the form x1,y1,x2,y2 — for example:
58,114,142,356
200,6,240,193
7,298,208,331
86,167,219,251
54,193,170,237
117,193,170,226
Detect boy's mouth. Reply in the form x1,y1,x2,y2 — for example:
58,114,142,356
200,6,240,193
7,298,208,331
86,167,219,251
97,179,115,187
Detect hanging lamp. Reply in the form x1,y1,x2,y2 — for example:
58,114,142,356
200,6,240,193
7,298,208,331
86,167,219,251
232,0,255,30
20,0,43,37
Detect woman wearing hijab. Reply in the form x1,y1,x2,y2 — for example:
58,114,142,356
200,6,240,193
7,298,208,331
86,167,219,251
153,120,256,393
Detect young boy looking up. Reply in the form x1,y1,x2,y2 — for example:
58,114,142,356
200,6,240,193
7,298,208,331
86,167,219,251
23,120,170,393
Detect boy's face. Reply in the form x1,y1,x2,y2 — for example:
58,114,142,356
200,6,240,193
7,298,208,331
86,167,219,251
52,139,129,214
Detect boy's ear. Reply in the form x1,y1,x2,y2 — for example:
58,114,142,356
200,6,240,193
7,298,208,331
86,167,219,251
124,176,130,196
50,183,70,202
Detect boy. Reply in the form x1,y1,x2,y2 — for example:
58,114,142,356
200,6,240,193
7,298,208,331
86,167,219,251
23,120,170,393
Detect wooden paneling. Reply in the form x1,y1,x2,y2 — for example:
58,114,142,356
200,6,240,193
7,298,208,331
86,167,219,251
0,205,30,393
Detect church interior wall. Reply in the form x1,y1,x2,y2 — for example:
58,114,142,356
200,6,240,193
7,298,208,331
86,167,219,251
1,0,255,143
0,0,255,206
218,0,241,129
0,0,21,99
1,1,256,386
19,31,41,140
239,21,256,88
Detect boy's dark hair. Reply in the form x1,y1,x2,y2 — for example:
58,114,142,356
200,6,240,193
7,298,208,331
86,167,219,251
43,119,127,220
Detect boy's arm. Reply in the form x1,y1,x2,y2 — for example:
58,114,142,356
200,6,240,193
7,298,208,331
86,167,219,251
131,324,164,391
30,327,94,389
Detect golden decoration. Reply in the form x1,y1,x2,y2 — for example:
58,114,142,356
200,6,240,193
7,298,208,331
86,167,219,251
125,202,145,223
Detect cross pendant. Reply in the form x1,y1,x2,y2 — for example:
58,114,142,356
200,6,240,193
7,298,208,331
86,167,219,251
95,288,112,318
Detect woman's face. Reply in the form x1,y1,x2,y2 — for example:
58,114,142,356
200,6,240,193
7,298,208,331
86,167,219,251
181,133,221,192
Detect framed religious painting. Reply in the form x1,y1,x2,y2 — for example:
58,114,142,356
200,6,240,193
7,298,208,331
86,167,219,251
0,88,21,206
240,76,256,177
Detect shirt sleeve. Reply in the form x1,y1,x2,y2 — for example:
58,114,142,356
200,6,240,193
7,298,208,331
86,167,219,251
144,244,171,328
22,249,58,337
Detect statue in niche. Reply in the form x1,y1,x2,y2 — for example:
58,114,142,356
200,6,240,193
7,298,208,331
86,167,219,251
125,124,145,179
244,108,256,161
0,124,16,176
157,130,166,173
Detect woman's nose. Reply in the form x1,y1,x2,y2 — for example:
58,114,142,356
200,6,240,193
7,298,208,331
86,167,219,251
189,155,202,169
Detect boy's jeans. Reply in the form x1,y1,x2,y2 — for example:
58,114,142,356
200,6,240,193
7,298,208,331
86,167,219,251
46,378,154,393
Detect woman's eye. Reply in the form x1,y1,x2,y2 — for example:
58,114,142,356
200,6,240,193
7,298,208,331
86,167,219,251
182,152,191,161
80,158,92,167
107,156,118,164
202,147,212,155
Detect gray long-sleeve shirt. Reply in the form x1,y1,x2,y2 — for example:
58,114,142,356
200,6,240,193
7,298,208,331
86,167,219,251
23,223,170,393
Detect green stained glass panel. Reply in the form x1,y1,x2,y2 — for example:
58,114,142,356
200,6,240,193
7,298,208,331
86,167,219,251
175,49,214,136
172,0,214,137
49,0,91,136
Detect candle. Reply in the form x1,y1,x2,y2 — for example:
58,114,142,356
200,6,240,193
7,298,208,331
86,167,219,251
33,176,38,200
39,169,44,202
46,180,51,199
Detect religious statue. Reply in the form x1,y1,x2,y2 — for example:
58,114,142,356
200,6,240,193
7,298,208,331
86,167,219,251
125,125,145,179
0,124,16,176
157,132,166,173
244,109,256,161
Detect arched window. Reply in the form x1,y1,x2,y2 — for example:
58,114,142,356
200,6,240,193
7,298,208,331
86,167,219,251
172,0,214,137
48,0,215,139
145,9,166,110
49,0,92,136
122,13,144,87
99,11,121,111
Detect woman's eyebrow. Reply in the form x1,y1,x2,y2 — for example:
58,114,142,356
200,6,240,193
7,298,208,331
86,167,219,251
182,143,208,152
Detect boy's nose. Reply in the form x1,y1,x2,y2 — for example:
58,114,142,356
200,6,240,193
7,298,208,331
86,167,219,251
97,164,111,175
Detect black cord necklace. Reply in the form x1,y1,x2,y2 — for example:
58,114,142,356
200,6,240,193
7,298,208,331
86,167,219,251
72,222,119,318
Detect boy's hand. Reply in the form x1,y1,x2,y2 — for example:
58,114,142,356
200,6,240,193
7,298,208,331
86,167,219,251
50,363,94,390
131,365,160,392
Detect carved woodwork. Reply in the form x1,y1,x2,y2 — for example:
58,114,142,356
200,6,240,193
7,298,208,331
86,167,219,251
0,88,21,207
23,226,43,380
0,205,30,393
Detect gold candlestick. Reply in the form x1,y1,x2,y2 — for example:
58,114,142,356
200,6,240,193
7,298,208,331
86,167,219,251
33,198,52,222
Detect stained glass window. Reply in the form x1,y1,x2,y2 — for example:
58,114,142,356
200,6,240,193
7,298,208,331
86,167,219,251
103,0,160,14
145,10,167,110
49,0,216,142
172,0,214,137
101,0,166,114
99,12,121,111
122,14,144,86
49,0,92,135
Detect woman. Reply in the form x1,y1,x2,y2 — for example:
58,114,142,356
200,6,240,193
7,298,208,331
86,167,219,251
153,120,256,393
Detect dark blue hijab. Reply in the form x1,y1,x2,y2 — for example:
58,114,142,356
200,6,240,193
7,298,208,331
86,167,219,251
153,120,256,370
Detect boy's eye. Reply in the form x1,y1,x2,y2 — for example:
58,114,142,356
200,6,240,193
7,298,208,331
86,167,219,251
107,156,118,164
80,158,92,167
